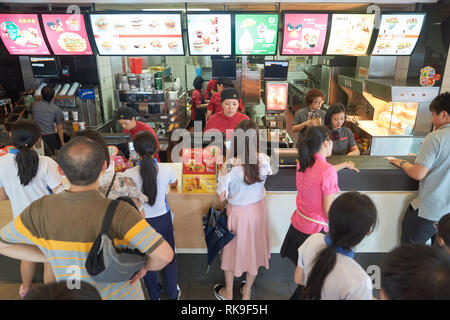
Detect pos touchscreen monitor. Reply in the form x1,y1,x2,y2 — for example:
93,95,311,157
212,58,236,80
263,60,289,80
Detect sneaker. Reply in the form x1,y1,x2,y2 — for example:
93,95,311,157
213,283,227,300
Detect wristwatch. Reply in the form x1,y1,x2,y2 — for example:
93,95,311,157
399,160,408,168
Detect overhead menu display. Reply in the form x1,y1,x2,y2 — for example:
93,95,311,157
234,13,279,55
42,14,93,55
281,13,328,55
372,13,425,56
187,13,232,56
89,13,184,55
326,14,375,55
0,14,50,55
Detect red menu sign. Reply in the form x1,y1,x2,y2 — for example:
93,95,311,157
0,14,50,55
42,14,93,55
266,82,288,111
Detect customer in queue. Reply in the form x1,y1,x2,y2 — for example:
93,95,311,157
324,103,360,156
0,120,61,298
280,126,359,267
295,192,377,300
30,85,65,156
0,137,174,300
206,77,244,121
204,88,249,140
214,119,272,300
125,131,180,300
292,89,326,141
380,244,450,300
437,213,450,254
389,92,450,244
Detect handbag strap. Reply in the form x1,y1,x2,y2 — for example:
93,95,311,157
105,172,117,198
101,200,120,235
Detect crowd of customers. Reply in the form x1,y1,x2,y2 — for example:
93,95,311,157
0,91,449,300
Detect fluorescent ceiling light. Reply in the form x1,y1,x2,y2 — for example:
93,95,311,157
142,8,210,11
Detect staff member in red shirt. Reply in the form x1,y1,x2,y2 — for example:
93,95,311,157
205,79,217,101
204,88,249,140
188,76,208,130
206,77,244,121
117,107,160,159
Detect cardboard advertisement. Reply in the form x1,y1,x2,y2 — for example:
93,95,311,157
182,146,221,193
266,82,288,111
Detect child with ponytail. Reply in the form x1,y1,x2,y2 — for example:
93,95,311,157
124,131,179,300
0,120,61,298
295,192,377,300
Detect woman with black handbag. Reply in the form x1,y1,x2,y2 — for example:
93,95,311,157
213,119,272,300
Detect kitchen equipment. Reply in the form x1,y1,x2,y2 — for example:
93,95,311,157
127,74,139,91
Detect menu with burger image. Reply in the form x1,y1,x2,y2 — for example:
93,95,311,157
372,13,425,56
187,13,232,56
182,147,221,193
89,13,184,55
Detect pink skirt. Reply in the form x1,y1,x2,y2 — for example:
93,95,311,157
220,200,270,277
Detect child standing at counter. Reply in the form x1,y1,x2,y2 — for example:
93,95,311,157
124,131,179,300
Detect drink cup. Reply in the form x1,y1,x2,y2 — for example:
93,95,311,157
72,122,80,132
72,111,78,121
79,121,86,130
63,111,69,121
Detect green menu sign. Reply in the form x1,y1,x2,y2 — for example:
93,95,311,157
235,13,279,55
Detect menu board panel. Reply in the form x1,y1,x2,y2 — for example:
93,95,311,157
42,14,93,55
89,13,184,55
234,13,279,55
372,13,425,56
187,13,231,56
266,82,288,111
0,14,50,55
326,14,375,55
281,13,328,55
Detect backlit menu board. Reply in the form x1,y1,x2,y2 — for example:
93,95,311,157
235,13,279,55
372,13,425,56
89,12,184,55
281,13,328,55
326,14,375,55
266,82,288,111
0,14,50,55
187,13,232,56
42,14,93,55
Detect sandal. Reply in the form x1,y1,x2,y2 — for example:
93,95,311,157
213,284,227,300
19,284,28,299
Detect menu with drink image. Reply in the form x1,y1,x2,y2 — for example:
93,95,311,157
89,13,184,55
182,147,221,193
372,13,425,56
234,13,279,55
0,14,50,55
281,13,328,55
326,14,375,55
187,13,231,56
42,14,93,55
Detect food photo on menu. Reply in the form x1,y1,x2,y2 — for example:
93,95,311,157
187,13,232,55
235,13,278,55
373,14,425,56
90,13,184,55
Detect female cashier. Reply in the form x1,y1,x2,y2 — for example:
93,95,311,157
324,103,360,156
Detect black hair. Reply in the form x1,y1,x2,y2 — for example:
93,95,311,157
193,76,204,90
133,131,158,206
429,92,450,115
57,137,105,186
11,120,41,186
381,244,450,300
297,126,331,172
437,213,450,248
41,85,55,102
324,103,347,128
302,192,378,300
231,119,263,185
217,76,233,88
24,281,101,300
72,129,111,168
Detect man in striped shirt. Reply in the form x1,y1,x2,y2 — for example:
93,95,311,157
0,137,173,300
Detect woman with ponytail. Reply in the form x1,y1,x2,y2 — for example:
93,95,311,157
124,131,179,300
0,120,61,298
280,126,359,273
295,192,377,300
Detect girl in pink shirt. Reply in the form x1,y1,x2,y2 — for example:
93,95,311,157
280,126,359,267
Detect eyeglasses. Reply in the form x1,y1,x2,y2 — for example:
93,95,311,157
311,99,324,105
330,131,340,141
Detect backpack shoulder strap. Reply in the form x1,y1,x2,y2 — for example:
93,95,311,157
101,200,120,235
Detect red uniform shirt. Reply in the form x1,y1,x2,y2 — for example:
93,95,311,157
207,92,244,114
124,121,161,161
203,111,249,140
191,89,203,121
205,79,217,100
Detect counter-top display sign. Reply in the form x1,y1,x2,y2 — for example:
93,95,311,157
187,13,232,56
182,147,221,193
266,82,288,111
42,14,93,55
326,14,375,55
281,13,328,55
0,14,50,55
89,12,184,55
234,13,279,55
372,13,425,56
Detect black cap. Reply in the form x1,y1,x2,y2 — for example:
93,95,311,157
117,107,137,120
221,88,240,103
